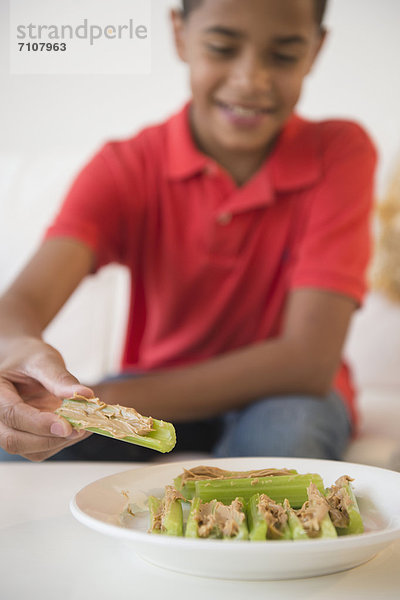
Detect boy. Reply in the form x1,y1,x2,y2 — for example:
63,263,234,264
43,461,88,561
0,0,376,462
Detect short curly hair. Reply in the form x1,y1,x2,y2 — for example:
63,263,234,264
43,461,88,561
181,0,328,26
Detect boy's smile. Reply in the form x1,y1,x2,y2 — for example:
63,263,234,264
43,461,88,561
172,0,325,184
214,99,276,128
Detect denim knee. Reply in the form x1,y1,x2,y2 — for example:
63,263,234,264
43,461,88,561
212,392,351,460
0,447,30,461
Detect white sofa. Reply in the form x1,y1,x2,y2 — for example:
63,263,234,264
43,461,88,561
0,149,130,382
344,292,400,470
1,152,399,469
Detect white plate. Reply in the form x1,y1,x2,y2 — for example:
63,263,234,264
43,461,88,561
70,457,400,580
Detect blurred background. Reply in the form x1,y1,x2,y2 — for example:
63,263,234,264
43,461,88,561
1,0,400,467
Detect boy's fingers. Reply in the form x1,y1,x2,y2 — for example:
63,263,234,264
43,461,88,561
0,421,88,458
23,431,92,462
0,379,72,437
27,354,94,400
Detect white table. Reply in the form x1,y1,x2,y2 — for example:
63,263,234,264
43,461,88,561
1,462,400,600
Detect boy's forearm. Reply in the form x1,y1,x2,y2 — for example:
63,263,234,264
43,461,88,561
0,239,94,356
94,337,333,422
0,292,43,355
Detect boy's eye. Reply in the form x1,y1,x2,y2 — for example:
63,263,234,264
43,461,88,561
272,53,298,64
206,43,236,56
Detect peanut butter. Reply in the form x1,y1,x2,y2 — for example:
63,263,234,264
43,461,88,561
179,465,293,484
56,395,154,439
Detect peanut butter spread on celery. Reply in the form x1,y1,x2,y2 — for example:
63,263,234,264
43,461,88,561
180,466,293,484
296,483,329,537
257,494,288,538
57,395,154,438
325,475,354,528
196,498,245,538
152,486,184,532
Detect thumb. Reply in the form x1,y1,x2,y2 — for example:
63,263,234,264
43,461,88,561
27,350,94,400
41,370,94,401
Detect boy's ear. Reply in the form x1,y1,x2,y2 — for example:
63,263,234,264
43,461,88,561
307,27,328,74
170,9,188,63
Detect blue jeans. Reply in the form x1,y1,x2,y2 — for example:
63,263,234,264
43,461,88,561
0,389,351,462
212,391,351,459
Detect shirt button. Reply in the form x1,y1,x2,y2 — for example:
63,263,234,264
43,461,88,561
217,212,233,225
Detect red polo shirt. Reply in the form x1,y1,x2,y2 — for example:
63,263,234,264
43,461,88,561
45,103,377,424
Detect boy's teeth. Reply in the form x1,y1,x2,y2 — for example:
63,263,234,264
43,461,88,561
227,104,260,117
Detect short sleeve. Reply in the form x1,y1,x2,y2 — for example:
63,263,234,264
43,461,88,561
290,122,378,304
44,142,144,271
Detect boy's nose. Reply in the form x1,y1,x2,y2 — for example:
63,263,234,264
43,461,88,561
229,53,272,96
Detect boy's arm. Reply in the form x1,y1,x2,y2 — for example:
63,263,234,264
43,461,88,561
0,238,95,460
94,287,356,422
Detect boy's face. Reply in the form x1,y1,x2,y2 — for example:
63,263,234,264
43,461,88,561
172,0,325,160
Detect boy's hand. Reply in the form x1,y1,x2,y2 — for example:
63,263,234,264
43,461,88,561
0,338,93,461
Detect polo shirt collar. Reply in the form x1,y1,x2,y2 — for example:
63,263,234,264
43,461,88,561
166,102,322,196
270,114,322,192
166,102,208,179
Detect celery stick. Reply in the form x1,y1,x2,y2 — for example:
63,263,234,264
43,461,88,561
185,497,201,538
174,468,297,498
345,484,364,534
320,513,338,538
223,497,249,541
248,494,291,541
185,497,248,540
291,512,337,540
174,479,196,500
284,495,336,540
269,520,291,541
335,484,364,536
148,496,162,534
296,484,338,539
231,518,249,540
285,505,309,540
248,494,268,541
162,497,183,536
148,491,183,536
186,498,220,539
194,473,324,507
56,397,176,453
